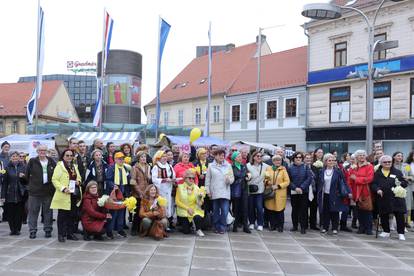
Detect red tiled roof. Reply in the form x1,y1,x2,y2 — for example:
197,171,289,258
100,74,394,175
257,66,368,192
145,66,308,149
146,43,258,106
228,46,307,95
0,81,62,116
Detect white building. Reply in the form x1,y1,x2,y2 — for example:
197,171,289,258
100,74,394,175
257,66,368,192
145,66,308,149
304,0,414,155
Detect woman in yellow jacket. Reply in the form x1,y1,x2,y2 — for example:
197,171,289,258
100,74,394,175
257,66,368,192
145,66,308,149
50,149,82,242
264,155,290,232
175,169,206,237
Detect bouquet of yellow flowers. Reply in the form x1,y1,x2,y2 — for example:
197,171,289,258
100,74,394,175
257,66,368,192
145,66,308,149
124,156,132,165
157,196,167,207
392,178,407,198
123,196,137,214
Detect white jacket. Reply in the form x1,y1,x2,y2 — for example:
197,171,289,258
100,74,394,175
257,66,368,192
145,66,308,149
205,160,234,200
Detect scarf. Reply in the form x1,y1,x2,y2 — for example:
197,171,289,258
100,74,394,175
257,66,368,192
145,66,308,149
272,165,279,171
114,163,128,185
234,161,241,170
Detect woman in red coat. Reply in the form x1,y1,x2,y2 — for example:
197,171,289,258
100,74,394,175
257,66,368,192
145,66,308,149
174,152,198,185
81,181,111,240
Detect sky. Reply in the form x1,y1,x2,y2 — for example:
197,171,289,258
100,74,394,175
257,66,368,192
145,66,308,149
0,0,327,121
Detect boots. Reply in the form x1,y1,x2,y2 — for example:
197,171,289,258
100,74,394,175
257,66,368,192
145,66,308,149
340,221,352,232
243,222,251,234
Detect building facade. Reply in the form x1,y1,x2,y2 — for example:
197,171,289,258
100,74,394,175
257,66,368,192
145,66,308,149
304,0,414,155
19,74,97,122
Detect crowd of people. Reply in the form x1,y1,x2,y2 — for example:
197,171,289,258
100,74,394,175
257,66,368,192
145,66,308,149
0,138,413,243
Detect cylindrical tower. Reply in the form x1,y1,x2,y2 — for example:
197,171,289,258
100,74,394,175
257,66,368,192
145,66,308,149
97,50,142,124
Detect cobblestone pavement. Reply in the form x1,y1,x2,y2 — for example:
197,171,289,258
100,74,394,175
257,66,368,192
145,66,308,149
1,211,414,275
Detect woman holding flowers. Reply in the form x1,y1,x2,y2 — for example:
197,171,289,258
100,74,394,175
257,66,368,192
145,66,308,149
373,155,408,240
120,143,133,165
393,152,414,227
139,184,168,239
81,181,110,241
175,169,205,236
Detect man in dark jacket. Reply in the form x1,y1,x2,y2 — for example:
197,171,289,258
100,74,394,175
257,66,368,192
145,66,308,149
26,145,56,239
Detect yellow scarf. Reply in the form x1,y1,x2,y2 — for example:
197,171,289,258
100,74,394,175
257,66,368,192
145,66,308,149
114,164,128,185
382,168,390,177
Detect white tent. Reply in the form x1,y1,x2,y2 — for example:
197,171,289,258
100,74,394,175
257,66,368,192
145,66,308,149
69,132,141,146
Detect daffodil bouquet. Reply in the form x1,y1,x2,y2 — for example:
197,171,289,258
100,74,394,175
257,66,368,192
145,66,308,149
123,196,137,214
392,178,407,198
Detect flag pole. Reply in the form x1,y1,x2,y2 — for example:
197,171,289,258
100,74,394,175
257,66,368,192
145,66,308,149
99,9,106,132
34,0,41,134
155,16,162,141
206,21,212,137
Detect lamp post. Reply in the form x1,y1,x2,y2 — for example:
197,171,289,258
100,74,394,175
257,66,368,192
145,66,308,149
302,0,402,153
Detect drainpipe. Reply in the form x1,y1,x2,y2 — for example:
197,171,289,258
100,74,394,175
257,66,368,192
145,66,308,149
304,26,310,151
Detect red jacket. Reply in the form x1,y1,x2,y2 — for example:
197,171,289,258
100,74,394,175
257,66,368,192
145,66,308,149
348,162,374,201
81,192,107,233
173,162,198,185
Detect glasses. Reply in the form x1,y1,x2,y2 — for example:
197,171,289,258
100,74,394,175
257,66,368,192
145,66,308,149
295,156,303,159
65,154,73,157
382,161,392,164
255,155,262,158
19,155,25,158
186,177,195,180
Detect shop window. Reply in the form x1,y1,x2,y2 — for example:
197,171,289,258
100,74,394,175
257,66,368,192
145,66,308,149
374,81,391,120
330,87,350,122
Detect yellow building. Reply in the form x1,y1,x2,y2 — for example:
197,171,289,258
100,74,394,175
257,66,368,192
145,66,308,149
0,81,79,136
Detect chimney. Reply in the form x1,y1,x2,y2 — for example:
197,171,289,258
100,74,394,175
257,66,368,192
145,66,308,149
225,43,235,52
256,34,266,44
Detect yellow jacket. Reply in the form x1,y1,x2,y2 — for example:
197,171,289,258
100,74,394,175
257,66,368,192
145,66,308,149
264,166,290,212
50,161,82,210
175,182,204,221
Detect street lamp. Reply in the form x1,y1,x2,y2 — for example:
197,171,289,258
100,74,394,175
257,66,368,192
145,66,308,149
302,0,402,153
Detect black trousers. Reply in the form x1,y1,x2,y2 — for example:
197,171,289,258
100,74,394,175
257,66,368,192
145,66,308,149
321,195,339,231
131,198,141,234
308,197,318,228
381,212,405,234
268,208,284,229
177,215,203,234
231,192,248,227
291,194,308,229
5,202,24,233
57,196,77,236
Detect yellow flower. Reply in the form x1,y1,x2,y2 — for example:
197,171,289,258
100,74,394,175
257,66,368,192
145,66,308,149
124,156,132,164
157,196,167,207
405,165,411,173
123,196,137,213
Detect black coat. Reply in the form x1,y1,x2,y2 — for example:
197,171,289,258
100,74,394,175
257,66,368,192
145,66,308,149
372,167,408,214
26,157,56,197
1,161,27,203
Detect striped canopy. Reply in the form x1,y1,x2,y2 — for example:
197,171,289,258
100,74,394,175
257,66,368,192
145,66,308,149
69,132,141,146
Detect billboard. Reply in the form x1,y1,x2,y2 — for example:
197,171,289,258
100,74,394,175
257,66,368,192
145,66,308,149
131,77,141,106
108,76,128,105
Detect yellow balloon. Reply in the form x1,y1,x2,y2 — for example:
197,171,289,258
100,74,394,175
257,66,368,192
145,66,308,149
189,128,202,143
159,133,166,140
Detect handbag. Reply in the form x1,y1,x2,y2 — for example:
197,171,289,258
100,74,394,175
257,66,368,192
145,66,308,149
148,220,167,240
249,184,259,194
263,188,275,200
358,186,373,211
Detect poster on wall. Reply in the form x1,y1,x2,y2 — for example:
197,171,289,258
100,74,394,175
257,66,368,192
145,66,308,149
108,76,128,105
131,77,141,106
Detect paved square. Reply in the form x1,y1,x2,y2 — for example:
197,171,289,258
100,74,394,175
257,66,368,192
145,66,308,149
1,207,414,275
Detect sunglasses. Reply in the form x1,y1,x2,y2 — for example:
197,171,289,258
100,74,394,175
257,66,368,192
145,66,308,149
186,177,196,180
382,161,392,164
65,154,73,157
255,155,262,158
295,156,303,159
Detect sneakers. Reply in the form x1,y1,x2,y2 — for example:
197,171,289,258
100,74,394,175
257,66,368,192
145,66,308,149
29,232,36,239
257,226,263,231
118,230,127,237
399,234,406,241
249,224,255,230
45,231,52,238
332,230,338,235
321,229,327,234
196,229,205,237
379,232,390,238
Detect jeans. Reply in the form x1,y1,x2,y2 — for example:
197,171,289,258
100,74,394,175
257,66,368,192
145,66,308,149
291,194,308,230
212,198,230,232
28,195,53,234
107,209,126,233
248,193,264,226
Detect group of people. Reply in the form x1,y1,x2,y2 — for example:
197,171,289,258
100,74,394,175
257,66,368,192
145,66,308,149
0,137,413,242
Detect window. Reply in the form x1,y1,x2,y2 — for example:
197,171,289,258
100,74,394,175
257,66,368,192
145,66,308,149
374,33,387,61
249,103,257,120
330,87,350,122
285,144,296,151
178,110,184,127
374,81,391,120
213,105,220,123
75,81,80,87
150,114,156,124
266,100,277,119
411,79,414,118
163,112,169,127
285,98,297,118
0,121,3,132
195,108,201,124
12,121,18,133
231,105,240,122
334,42,347,67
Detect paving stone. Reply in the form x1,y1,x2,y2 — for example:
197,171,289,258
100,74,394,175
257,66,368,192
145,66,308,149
0,271,37,276
267,243,307,253
343,247,388,256
104,252,150,265
65,250,112,263
313,253,361,265
12,239,52,248
303,245,345,255
45,261,100,275
295,238,334,247
161,238,195,247
261,236,299,245
382,249,414,258
92,262,143,276
371,267,414,275
356,256,410,269
189,269,237,276
46,240,85,250
238,272,283,276
278,262,330,275
236,260,282,274
191,256,236,271
231,241,268,251
79,241,121,252
155,245,193,256
26,248,71,259
116,244,157,254
229,234,262,243
271,252,318,263
399,257,414,268
7,257,58,272
324,264,378,276
0,246,33,257
140,266,188,276
193,247,232,258
232,250,274,261
147,254,192,268
195,240,229,248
